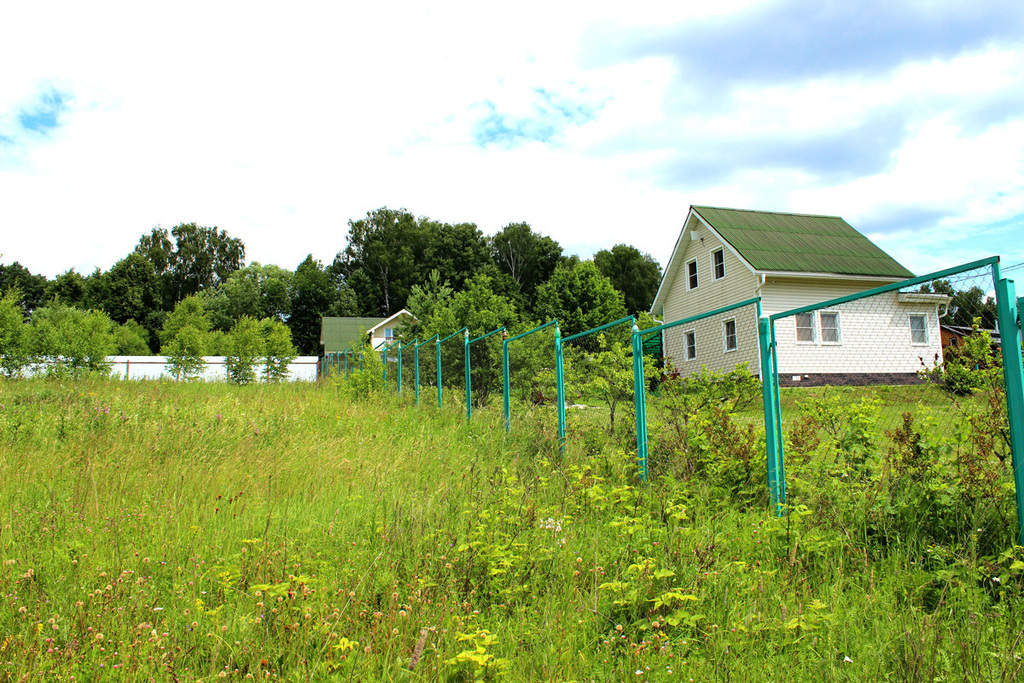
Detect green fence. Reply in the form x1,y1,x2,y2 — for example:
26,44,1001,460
321,256,1024,540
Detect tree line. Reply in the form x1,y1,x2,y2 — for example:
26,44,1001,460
0,208,665,364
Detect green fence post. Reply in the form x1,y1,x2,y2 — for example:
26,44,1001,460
414,340,420,406
503,333,511,432
758,313,782,515
632,323,649,482
396,342,403,395
436,339,442,408
995,277,1024,545
555,322,566,454
464,329,471,422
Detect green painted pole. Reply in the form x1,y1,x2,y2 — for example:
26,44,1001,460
464,329,471,422
396,342,403,395
758,313,782,515
632,323,649,481
995,277,1024,545
414,341,420,406
503,335,511,432
770,322,787,505
555,323,566,454
382,343,388,385
436,339,442,408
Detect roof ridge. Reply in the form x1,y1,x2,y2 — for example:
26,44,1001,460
692,205,844,221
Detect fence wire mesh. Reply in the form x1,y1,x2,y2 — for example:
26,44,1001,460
438,331,467,409
562,318,637,447
770,260,1016,544
413,338,438,405
640,300,763,480
505,325,558,431
468,329,505,411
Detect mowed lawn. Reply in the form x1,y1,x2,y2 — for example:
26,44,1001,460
1,378,1022,682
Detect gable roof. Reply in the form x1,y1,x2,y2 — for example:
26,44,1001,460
365,309,417,335
691,206,914,278
320,316,385,352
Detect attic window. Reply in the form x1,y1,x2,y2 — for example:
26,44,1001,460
712,249,725,280
687,260,698,290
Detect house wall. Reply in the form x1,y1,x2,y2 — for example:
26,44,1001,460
660,226,760,377
767,280,945,376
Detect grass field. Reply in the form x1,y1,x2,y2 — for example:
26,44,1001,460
1,378,1022,682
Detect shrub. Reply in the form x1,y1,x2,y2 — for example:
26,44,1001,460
225,316,265,385
262,318,297,382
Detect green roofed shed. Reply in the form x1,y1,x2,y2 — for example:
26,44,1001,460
691,206,913,278
320,317,384,353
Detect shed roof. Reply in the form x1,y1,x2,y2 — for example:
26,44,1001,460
692,206,914,278
320,317,384,353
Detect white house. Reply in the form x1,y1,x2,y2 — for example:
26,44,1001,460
650,206,948,386
366,310,418,350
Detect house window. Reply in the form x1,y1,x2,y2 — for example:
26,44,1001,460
685,331,696,361
723,319,737,352
910,314,928,344
687,260,698,290
795,313,815,343
712,249,725,280
819,312,840,344
385,328,394,341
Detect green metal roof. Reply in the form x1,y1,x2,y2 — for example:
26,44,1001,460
320,317,384,353
692,206,914,278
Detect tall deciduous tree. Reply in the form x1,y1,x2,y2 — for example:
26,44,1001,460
203,263,294,331
489,222,563,301
134,223,245,306
160,295,212,351
593,244,663,315
0,261,48,314
288,255,357,355
102,253,160,325
534,261,627,337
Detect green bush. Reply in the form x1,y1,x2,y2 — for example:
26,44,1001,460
225,316,265,385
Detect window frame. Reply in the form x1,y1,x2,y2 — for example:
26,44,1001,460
684,330,697,362
795,312,816,344
909,313,929,345
818,310,841,345
711,248,725,281
686,259,698,291
723,318,738,353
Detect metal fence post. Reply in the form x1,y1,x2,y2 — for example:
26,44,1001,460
503,334,511,432
436,338,442,408
995,277,1024,545
758,313,783,515
464,329,471,422
414,340,420,406
632,323,649,482
396,342,403,395
555,323,566,453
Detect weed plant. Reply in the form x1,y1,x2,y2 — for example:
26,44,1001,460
1,377,1022,682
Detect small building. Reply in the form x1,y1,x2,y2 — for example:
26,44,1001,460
320,310,418,354
940,324,1001,353
650,206,949,386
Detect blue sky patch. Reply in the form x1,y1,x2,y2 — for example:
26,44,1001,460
17,89,69,134
473,88,599,148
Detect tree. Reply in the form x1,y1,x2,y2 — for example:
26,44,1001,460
534,261,627,337
288,255,357,355
226,316,265,385
0,289,29,377
29,304,114,378
113,320,152,355
160,295,212,350
102,253,160,325
920,280,998,329
594,244,663,314
419,220,493,292
0,261,48,314
165,325,208,381
334,207,426,316
489,222,563,301
134,223,245,305
262,318,297,382
204,262,294,331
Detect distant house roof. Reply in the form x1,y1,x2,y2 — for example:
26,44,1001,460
365,309,417,336
320,317,385,353
691,206,914,278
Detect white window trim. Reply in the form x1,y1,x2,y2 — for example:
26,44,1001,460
909,313,930,346
684,329,697,362
686,258,698,291
795,312,816,344
818,310,841,346
710,248,725,281
722,318,738,353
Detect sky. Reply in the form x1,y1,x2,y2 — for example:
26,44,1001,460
2,0,1023,280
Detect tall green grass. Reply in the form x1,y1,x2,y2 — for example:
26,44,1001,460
1,378,1021,682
